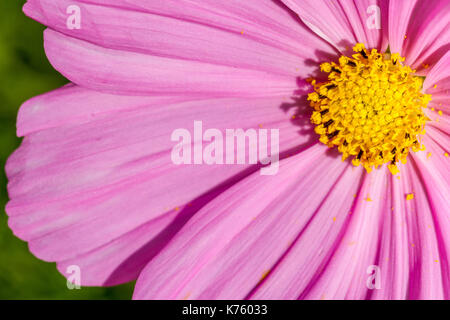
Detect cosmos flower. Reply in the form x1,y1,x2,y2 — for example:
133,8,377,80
6,0,449,300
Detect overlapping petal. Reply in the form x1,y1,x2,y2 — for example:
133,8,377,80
281,0,389,54
389,0,450,75
6,87,312,285
24,0,337,96
133,145,358,299
7,0,450,299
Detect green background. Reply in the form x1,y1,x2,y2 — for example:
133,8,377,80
0,1,133,299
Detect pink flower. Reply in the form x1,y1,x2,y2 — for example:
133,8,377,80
6,0,449,300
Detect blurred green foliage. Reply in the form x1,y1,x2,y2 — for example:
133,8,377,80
0,1,133,299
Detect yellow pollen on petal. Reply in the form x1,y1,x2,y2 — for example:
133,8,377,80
445,152,449,157
307,43,431,174
183,293,191,300
406,193,414,200
261,270,270,281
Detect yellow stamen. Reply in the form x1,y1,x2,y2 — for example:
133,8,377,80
307,43,431,174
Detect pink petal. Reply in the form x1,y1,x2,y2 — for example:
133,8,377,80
388,0,418,57
16,84,191,137
24,0,337,96
423,51,450,131
425,126,450,157
133,145,357,300
281,0,388,53
43,29,295,97
360,171,409,299
26,0,331,61
250,165,365,299
423,50,450,93
424,108,450,135
389,0,450,75
298,140,449,300
370,133,449,299
57,206,196,286
24,0,327,78
297,167,390,299
56,195,225,286
6,91,311,285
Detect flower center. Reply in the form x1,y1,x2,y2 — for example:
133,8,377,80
307,43,431,175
